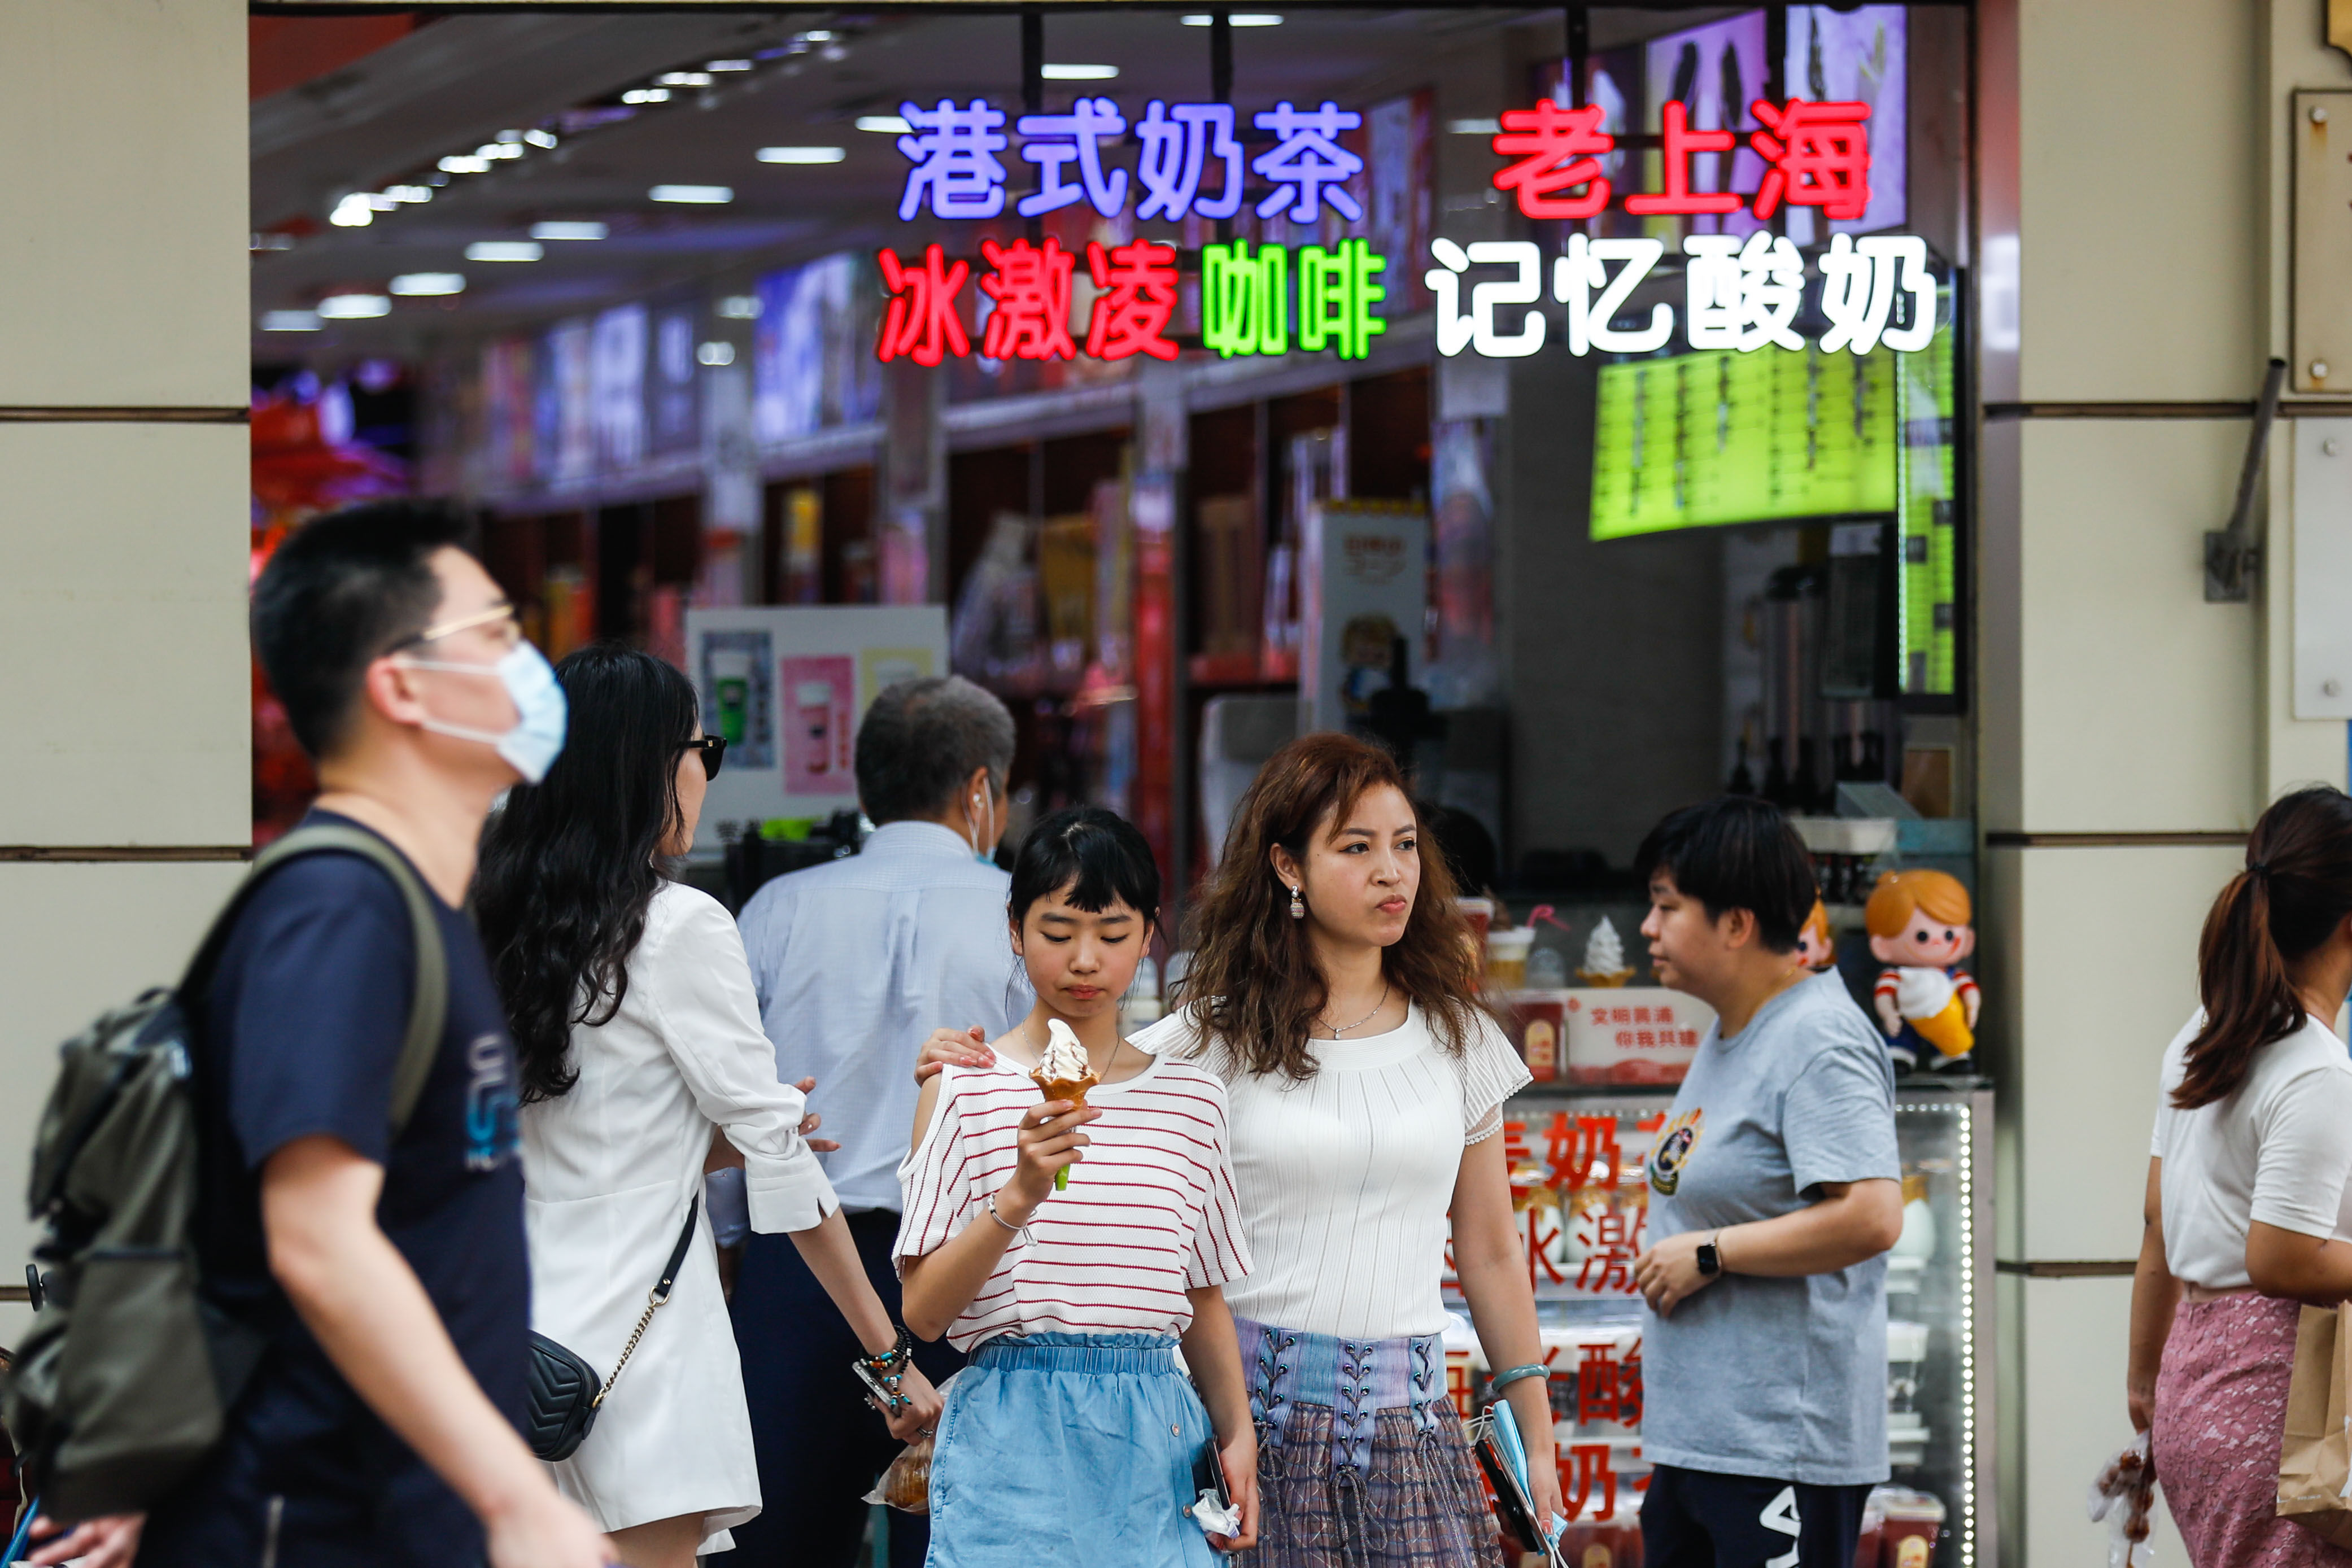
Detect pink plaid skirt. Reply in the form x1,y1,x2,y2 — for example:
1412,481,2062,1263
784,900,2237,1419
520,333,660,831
2153,1293,2352,1568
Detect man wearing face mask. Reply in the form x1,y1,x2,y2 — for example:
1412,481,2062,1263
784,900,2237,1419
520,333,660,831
94,503,610,1568
723,675,1020,1568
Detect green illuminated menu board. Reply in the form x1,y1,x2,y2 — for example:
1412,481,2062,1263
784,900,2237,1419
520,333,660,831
1590,323,1958,702
1896,318,1959,700
1591,344,1898,540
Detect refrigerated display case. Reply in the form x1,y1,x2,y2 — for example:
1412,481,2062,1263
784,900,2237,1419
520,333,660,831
1443,1081,1991,1568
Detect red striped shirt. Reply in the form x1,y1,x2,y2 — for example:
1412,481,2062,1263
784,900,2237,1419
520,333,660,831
893,1056,1251,1352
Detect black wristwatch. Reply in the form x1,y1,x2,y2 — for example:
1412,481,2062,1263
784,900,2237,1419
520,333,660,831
1697,1234,1723,1277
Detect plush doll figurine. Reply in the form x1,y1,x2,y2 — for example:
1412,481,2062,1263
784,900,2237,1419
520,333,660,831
1795,898,1837,974
1864,870,1980,1072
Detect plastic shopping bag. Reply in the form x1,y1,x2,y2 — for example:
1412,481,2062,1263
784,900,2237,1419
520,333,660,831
2087,1431,2155,1568
863,1435,932,1515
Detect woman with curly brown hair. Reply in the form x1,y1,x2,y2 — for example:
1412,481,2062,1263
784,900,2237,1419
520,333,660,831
925,732,1560,1565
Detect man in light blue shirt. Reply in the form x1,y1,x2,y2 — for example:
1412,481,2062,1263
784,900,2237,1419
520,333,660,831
721,675,1023,1568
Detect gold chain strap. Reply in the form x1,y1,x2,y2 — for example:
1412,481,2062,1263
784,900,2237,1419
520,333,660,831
591,1284,671,1411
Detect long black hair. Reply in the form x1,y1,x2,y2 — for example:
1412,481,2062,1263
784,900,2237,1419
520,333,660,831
2174,786,2352,1108
475,642,700,1102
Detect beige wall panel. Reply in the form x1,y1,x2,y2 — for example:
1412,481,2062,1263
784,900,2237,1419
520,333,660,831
2015,0,2258,402
1988,843,2242,1261
0,860,246,1347
2264,7,2352,798
0,0,246,408
2015,1276,2185,1568
2267,444,2349,795
0,425,250,844
2018,421,2259,833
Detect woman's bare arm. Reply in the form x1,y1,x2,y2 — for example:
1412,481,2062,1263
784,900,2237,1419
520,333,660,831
2245,1220,2352,1305
1450,1133,1566,1529
2127,1158,2178,1432
900,1086,1097,1340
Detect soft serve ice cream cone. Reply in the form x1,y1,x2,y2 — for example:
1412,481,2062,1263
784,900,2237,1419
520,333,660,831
1577,915,1637,988
1030,1019,1101,1191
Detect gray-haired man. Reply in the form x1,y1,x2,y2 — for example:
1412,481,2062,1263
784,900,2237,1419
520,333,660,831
719,676,1023,1568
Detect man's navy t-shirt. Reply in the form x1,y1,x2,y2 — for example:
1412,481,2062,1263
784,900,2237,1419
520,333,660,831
143,811,526,1567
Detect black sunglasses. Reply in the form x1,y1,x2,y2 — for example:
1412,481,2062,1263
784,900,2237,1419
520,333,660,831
680,735,727,780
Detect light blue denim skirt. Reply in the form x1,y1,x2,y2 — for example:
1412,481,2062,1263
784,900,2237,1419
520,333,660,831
926,1333,1223,1568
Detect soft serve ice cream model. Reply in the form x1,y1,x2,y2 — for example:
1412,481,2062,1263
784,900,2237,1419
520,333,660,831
1865,870,1980,1072
1576,915,1636,987
1029,1018,1101,1190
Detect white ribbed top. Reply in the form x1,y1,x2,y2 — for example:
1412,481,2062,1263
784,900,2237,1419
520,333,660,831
1132,1002,1529,1340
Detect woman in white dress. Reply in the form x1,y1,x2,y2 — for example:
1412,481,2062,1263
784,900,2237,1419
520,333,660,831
475,644,939,1568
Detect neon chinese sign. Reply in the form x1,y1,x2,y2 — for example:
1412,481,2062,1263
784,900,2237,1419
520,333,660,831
889,97,1363,225
1487,95,1873,223
870,89,1935,368
882,91,1873,229
874,94,1388,367
1432,92,1935,360
1431,232,1934,361
875,237,1192,366
875,235,1388,368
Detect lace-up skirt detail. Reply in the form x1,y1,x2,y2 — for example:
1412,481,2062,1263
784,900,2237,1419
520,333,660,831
1234,1316,1504,1568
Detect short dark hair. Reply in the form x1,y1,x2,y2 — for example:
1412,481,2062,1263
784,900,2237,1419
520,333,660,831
1633,796,1817,954
251,500,478,758
853,675,1015,823
1009,805,1160,934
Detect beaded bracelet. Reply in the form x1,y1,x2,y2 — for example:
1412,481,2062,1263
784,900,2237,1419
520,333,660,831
861,1323,914,1376
852,1325,917,1414
1488,1362,1550,1393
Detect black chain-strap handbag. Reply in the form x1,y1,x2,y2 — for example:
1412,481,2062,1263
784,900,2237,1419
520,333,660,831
525,1196,699,1462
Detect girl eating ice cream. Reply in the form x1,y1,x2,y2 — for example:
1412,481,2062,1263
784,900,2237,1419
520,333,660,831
896,806,1258,1566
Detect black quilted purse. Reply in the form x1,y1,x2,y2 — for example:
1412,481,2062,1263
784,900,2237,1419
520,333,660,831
525,1196,699,1462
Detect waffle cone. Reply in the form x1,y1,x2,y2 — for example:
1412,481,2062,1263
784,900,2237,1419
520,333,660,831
1909,996,1974,1059
1029,1071,1099,1108
1578,968,1637,988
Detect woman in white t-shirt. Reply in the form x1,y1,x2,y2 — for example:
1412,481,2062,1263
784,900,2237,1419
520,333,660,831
2129,785,2352,1568
926,732,1560,1565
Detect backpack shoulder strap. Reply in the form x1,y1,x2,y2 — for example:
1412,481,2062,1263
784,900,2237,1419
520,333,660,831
183,824,451,1138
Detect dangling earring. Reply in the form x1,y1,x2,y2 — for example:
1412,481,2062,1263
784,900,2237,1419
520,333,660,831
1288,885,1305,920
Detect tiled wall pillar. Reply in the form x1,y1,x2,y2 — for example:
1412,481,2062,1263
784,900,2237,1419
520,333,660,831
1983,2,2350,1562
0,0,251,1346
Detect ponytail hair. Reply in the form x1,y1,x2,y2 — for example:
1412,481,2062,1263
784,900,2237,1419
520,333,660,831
2174,785,2352,1108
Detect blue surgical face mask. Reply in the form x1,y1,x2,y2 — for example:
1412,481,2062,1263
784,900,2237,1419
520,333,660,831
394,642,569,784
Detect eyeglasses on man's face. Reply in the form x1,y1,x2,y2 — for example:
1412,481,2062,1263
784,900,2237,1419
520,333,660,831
387,602,523,657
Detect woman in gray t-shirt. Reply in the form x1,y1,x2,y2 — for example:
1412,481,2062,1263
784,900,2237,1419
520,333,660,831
1624,797,1904,1568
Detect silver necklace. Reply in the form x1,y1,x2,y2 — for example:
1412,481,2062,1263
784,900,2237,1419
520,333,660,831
1320,982,1390,1039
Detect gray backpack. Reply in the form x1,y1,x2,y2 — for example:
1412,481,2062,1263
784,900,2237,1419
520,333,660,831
1,824,446,1521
